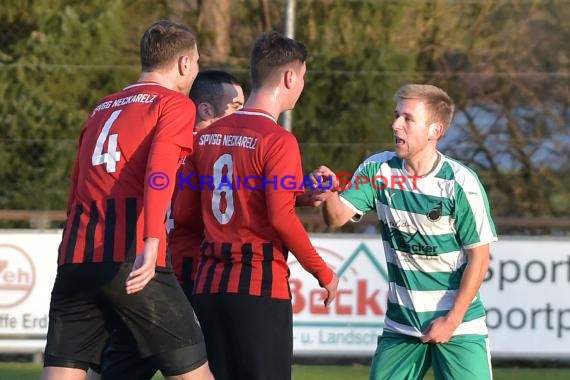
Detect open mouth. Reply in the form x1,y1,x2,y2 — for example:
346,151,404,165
394,136,405,145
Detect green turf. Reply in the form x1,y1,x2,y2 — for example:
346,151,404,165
2,362,570,380
0,362,43,379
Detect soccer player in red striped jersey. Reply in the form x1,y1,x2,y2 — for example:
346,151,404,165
42,20,214,380
171,70,245,291
87,70,245,380
191,70,246,132
171,31,339,380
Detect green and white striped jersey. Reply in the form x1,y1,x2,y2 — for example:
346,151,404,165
340,151,497,337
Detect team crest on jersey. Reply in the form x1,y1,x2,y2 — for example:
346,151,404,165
426,203,442,222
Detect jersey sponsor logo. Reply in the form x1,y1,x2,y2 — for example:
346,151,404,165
388,229,438,254
388,220,411,229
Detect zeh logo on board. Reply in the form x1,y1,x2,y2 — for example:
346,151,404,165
0,244,36,308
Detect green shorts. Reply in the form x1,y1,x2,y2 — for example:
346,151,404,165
369,332,492,380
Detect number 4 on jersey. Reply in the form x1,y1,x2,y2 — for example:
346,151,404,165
92,110,122,173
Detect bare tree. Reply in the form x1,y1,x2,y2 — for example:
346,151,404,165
413,0,570,227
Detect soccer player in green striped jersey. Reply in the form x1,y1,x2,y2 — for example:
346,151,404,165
314,84,497,380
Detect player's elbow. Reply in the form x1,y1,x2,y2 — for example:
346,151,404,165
269,214,292,235
323,214,348,229
321,206,352,229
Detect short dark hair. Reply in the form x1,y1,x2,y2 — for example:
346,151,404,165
190,70,241,116
250,31,307,89
140,20,197,72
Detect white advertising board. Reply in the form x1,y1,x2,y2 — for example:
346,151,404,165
481,239,570,358
0,231,568,359
289,238,387,356
0,231,60,353
0,232,59,337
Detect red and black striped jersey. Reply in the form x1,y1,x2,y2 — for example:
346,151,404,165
58,82,195,268
171,109,333,299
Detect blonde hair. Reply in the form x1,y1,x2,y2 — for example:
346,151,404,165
394,84,455,131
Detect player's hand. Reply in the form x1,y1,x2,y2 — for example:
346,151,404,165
296,188,334,207
309,165,339,191
322,271,339,307
125,237,159,294
302,165,340,207
420,315,460,344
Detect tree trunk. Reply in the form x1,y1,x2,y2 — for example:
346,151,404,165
198,0,232,63
166,0,196,23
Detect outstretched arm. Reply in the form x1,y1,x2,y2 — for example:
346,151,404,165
267,189,338,306
309,165,357,228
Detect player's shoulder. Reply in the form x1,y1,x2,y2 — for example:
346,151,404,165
244,109,279,125
126,82,193,104
266,127,298,149
96,83,190,107
363,151,397,164
440,155,482,189
356,151,398,173
123,82,178,94
233,109,290,140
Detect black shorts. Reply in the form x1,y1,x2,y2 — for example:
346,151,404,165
95,315,159,380
192,293,293,380
93,280,196,379
44,262,207,376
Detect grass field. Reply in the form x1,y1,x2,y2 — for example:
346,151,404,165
2,362,570,379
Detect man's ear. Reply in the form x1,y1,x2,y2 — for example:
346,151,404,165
197,102,214,121
428,122,444,141
284,68,296,89
178,55,189,76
